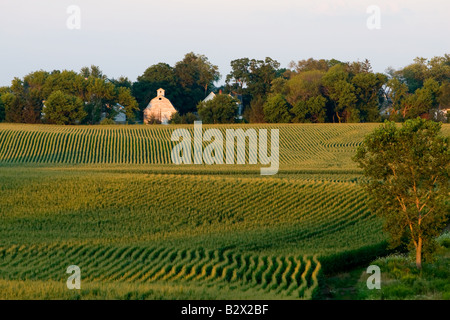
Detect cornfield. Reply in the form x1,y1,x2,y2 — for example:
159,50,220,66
0,123,447,299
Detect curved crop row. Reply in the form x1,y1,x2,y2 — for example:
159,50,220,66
0,244,322,299
0,123,419,167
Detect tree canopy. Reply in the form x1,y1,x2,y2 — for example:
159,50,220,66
0,67,138,125
197,94,238,124
1,54,450,124
43,90,86,125
353,118,449,268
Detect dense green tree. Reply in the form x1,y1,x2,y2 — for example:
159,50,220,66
247,57,280,99
439,82,450,109
395,56,450,94
138,63,178,85
351,72,387,122
1,91,23,123
175,52,220,113
80,65,106,80
323,67,358,123
270,78,288,96
289,58,342,73
197,94,238,124
398,57,429,93
292,95,327,123
1,67,138,125
170,112,197,124
244,95,265,123
386,78,409,121
225,58,250,95
226,57,281,108
404,78,440,119
0,87,7,122
1,72,50,123
43,90,87,124
110,76,132,89
83,77,116,124
428,55,450,83
21,70,50,123
285,70,324,106
347,59,373,75
353,118,449,269
385,55,450,121
43,70,84,98
0,101,4,122
285,59,388,123
116,86,139,122
263,94,292,123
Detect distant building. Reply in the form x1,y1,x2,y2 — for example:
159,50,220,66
100,104,127,124
433,107,450,122
203,91,216,103
112,104,127,124
143,88,177,124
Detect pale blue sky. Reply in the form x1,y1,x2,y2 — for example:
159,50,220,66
0,0,449,86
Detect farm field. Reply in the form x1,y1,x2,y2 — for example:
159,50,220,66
1,123,448,299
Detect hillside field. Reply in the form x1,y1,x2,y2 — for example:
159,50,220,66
0,123,448,299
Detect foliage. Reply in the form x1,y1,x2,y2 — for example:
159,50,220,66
263,94,292,123
99,118,116,125
42,90,86,125
353,118,450,268
351,72,387,122
358,247,450,300
404,78,440,119
175,52,221,113
245,95,266,123
285,70,324,106
170,112,197,124
197,94,238,124
3,54,450,124
385,55,450,121
322,66,358,123
1,91,23,123
0,96,4,122
1,68,138,125
386,78,409,121
292,96,327,123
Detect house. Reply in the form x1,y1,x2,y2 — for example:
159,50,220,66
112,104,126,124
100,104,127,124
203,91,216,103
434,107,450,122
143,88,177,124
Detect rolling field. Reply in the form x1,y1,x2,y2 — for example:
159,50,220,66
1,123,448,299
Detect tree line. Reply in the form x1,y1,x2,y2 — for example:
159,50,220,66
1,53,449,124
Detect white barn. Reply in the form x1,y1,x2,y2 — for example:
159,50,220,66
143,88,177,124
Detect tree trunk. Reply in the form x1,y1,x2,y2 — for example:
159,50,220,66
416,237,422,269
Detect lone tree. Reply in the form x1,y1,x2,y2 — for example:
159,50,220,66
353,118,449,269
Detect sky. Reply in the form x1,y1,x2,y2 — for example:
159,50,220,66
0,0,449,87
